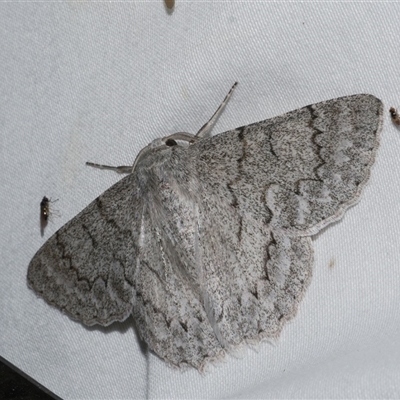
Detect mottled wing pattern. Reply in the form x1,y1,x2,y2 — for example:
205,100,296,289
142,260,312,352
28,174,142,326
179,94,382,352
130,137,315,367
127,153,227,369
132,202,226,370
187,172,314,351
195,94,383,236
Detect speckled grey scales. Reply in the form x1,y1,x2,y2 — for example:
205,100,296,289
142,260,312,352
28,90,383,371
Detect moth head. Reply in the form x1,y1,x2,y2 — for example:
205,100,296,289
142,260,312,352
132,132,197,171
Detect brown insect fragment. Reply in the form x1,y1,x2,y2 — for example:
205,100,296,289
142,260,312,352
165,0,175,10
390,107,400,125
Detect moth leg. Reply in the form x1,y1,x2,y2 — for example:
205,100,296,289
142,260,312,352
86,162,133,174
196,82,238,139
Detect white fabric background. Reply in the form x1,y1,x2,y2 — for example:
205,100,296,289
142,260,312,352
1,1,399,399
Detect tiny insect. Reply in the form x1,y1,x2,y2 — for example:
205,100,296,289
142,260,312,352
389,107,400,125
40,196,59,235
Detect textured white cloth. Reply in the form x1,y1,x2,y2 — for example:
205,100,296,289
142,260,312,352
1,2,399,399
